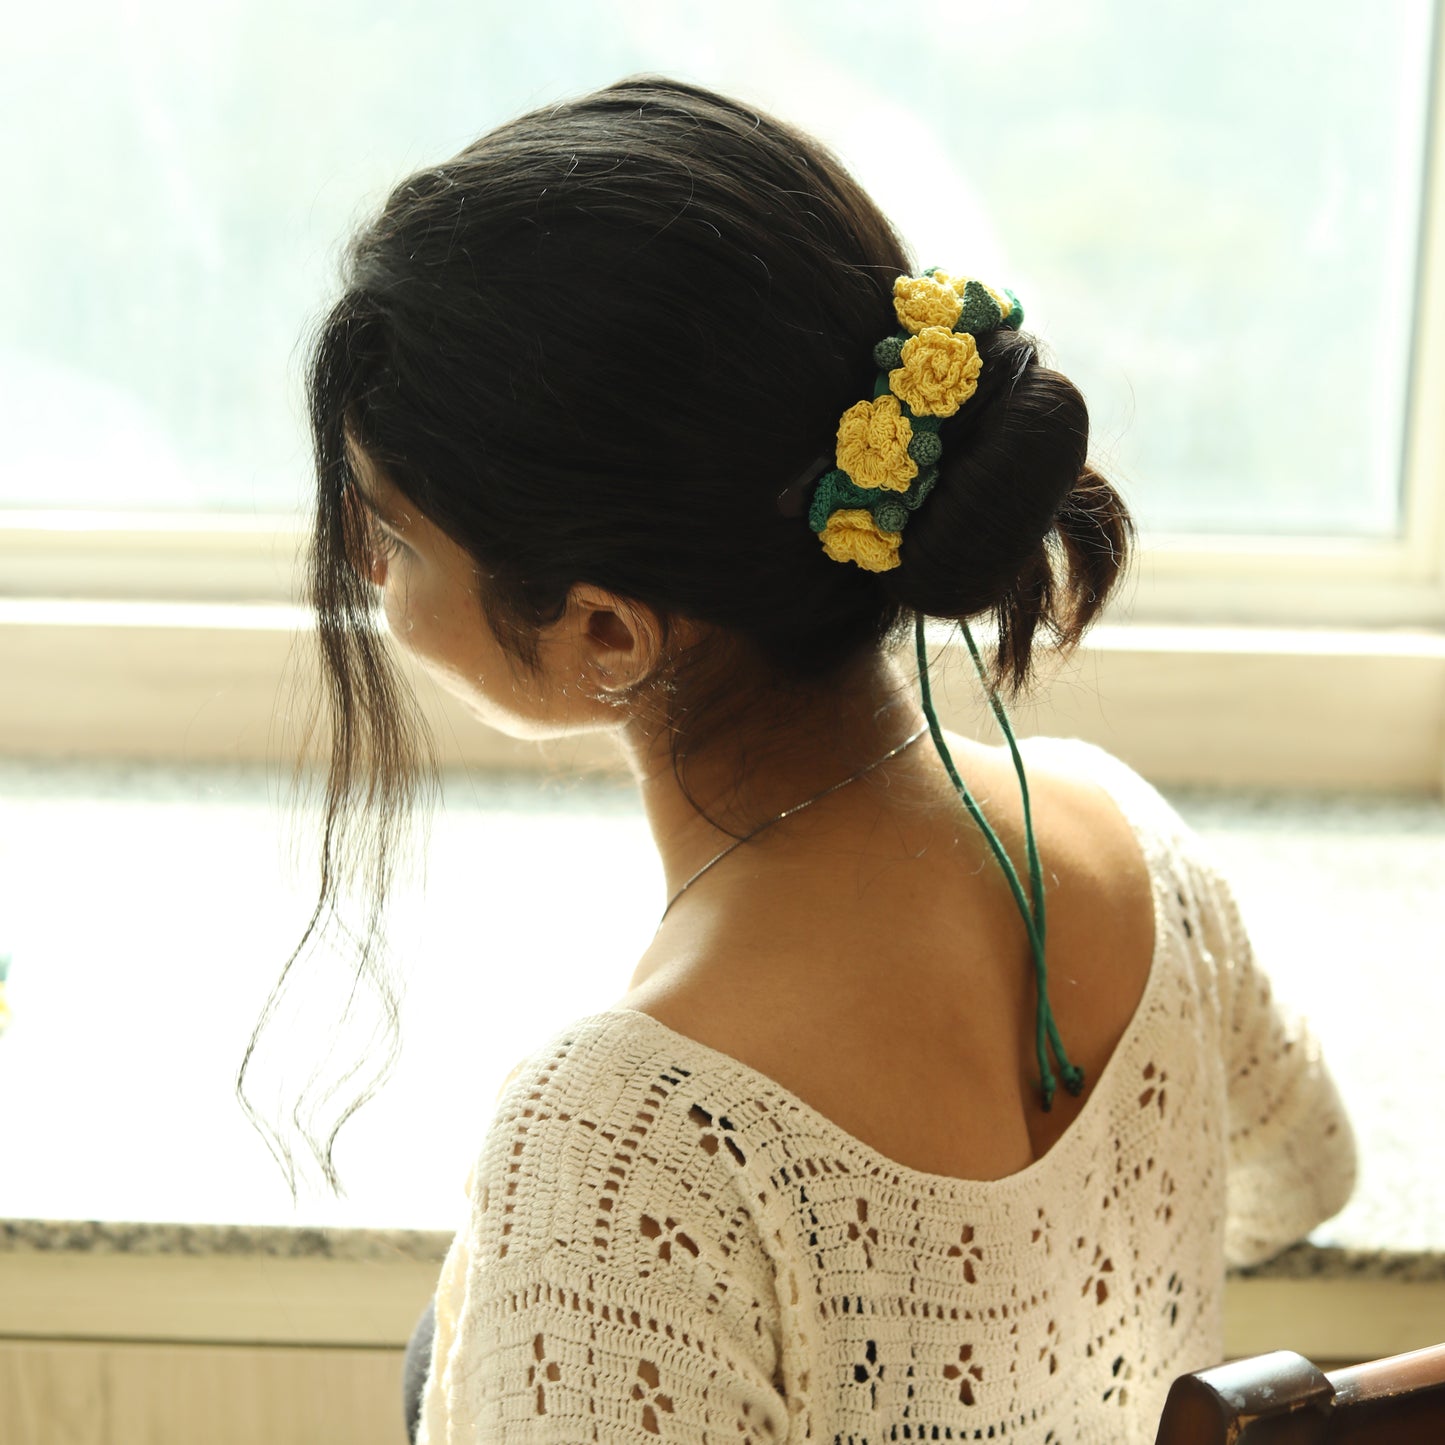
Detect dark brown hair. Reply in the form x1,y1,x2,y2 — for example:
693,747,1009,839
242,76,1131,1191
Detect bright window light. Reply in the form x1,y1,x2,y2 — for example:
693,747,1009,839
2,0,1434,538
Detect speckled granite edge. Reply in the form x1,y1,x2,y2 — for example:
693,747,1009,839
2,1220,1443,1281
0,1218,453,1263
1234,1240,1445,1283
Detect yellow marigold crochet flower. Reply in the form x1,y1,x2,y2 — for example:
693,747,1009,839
818,509,902,572
889,326,983,417
835,395,918,492
892,273,964,335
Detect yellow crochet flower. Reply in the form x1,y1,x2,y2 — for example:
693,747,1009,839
892,273,964,335
889,326,983,417
835,395,918,492
818,509,902,572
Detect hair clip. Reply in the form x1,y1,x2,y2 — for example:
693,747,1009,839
776,453,835,518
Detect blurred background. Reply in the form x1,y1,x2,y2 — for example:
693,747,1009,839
1,0,1433,534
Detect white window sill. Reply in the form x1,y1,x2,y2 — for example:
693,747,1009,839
0,599,1440,793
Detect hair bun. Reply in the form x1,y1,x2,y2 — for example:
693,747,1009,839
883,328,1133,691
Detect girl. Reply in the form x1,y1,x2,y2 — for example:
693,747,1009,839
294,76,1355,1444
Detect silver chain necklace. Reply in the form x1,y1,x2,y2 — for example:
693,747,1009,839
657,723,931,924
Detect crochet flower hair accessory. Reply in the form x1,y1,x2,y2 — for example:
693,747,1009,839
807,270,1023,573
794,272,1083,1111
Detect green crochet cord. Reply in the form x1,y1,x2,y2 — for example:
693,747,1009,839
913,614,1084,1110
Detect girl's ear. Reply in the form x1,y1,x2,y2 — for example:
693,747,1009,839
565,585,669,694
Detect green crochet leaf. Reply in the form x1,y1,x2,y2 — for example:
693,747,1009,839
809,461,939,536
956,279,1009,336
808,469,880,532
905,467,938,510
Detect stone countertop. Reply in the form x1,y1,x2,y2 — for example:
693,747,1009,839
1,763,1442,1283
1236,1241,1445,1283
0,1217,452,1264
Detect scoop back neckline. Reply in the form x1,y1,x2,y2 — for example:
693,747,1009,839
581,741,1175,1199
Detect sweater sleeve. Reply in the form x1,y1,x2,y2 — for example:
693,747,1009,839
1193,855,1358,1268
416,1034,791,1444
420,1243,789,1444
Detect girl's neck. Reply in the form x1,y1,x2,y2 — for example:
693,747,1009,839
616,653,927,915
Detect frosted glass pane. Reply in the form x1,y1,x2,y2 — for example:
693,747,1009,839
1,0,1432,536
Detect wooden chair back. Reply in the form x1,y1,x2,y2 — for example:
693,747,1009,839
1154,1341,1445,1442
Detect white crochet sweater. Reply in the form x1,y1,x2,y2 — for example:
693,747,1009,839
416,742,1356,1444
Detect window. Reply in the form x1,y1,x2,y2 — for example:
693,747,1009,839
4,2,1444,780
